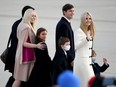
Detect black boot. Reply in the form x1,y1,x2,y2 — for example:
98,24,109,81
21,81,28,87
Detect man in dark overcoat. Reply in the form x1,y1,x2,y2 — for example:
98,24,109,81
5,5,35,87
55,3,75,71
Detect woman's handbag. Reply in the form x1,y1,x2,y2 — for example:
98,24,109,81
0,47,10,64
22,36,35,63
0,35,11,64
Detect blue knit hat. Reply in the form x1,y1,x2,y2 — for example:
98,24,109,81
57,70,80,87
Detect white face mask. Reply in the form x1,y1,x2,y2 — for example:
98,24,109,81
92,57,96,63
63,45,71,51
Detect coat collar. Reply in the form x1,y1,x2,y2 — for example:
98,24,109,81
62,16,71,23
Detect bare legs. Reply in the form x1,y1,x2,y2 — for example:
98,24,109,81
12,80,21,87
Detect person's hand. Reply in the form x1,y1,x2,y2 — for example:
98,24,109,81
103,58,108,65
37,42,46,50
86,30,92,40
52,85,58,87
71,61,74,67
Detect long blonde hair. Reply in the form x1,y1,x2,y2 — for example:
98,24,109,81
22,9,38,33
80,12,95,38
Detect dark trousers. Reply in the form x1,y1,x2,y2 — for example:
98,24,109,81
6,76,14,87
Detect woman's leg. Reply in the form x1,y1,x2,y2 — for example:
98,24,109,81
12,80,21,87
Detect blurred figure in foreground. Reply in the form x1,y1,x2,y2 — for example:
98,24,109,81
88,75,116,87
57,70,80,87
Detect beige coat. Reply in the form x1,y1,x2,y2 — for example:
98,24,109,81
13,21,35,81
74,28,94,87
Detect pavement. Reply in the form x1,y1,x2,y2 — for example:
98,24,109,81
0,0,116,86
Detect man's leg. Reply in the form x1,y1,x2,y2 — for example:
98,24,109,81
5,76,15,87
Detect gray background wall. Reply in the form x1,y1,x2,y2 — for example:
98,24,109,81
0,0,116,86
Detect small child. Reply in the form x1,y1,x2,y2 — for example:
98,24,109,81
52,37,71,87
28,27,52,87
91,50,109,75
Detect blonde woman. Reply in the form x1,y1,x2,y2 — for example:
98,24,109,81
74,12,95,87
12,9,45,87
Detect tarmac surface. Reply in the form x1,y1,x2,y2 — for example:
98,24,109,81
0,0,116,86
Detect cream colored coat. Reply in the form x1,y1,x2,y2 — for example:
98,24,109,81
74,28,94,87
13,21,35,81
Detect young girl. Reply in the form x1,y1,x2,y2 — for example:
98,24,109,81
28,27,52,87
52,37,71,87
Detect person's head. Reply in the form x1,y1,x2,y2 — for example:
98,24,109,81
88,76,96,87
22,5,35,17
80,12,95,37
88,75,116,87
35,27,47,43
57,70,80,87
58,37,70,51
62,3,74,20
91,50,96,57
91,50,97,63
23,9,38,28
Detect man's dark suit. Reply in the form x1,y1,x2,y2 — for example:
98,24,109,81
55,17,75,71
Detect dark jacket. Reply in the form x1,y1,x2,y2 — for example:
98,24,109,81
28,43,52,87
5,18,22,73
52,48,69,85
91,63,109,75
55,17,75,70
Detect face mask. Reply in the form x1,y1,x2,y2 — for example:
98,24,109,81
63,45,71,51
92,57,96,63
